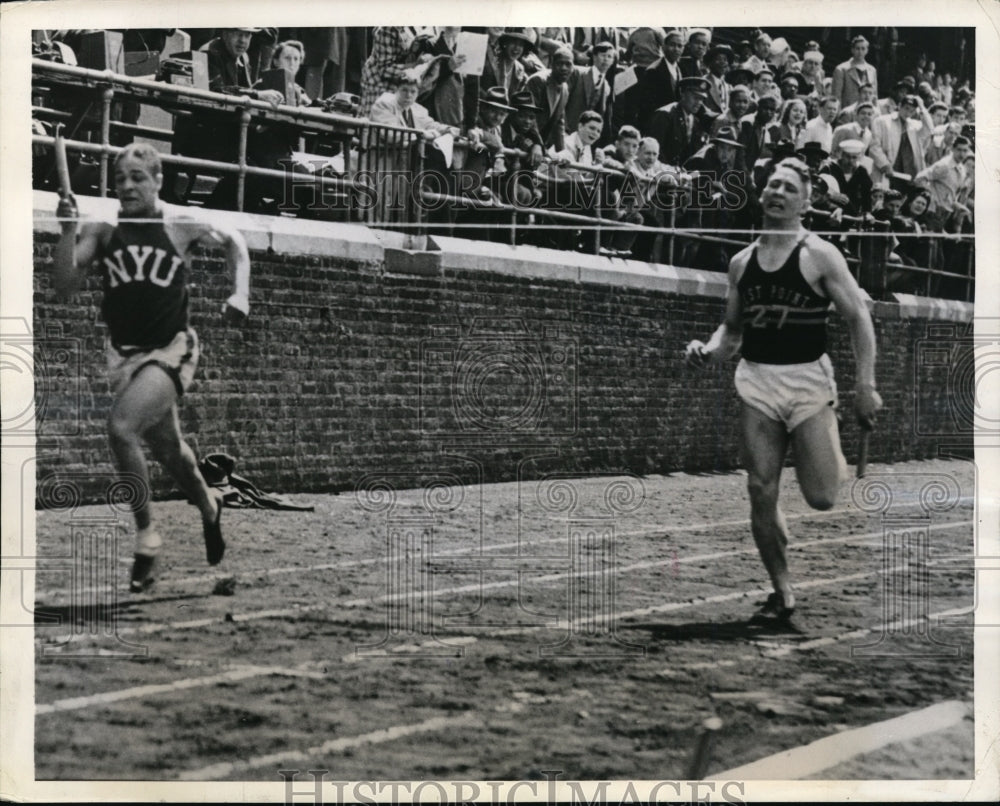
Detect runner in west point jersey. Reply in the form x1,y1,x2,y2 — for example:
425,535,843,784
684,157,883,624
53,142,251,593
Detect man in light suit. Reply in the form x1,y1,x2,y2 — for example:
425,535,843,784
369,72,454,135
565,41,614,140
832,35,878,110
869,94,933,187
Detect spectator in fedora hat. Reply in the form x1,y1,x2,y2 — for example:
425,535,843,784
460,87,532,236
503,88,546,169
684,124,753,268
796,140,830,171
703,43,735,114
468,86,516,155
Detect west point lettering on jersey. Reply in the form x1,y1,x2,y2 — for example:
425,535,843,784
103,245,184,288
741,284,812,308
738,241,830,364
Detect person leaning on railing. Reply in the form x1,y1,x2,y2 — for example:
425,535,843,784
626,137,690,263
593,124,644,257
163,28,286,210
456,87,523,242
683,126,755,271
369,70,459,221
533,109,607,252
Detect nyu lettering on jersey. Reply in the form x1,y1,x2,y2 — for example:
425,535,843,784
101,216,189,350
737,239,831,364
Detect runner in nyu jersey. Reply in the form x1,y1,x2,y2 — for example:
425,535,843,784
54,142,251,593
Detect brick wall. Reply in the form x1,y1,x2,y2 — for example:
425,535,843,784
31,215,973,505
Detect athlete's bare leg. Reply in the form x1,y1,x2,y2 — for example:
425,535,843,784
143,404,219,525
791,404,848,511
107,365,179,532
741,403,795,609
108,365,218,532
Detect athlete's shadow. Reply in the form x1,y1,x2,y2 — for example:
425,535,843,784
622,618,805,642
33,592,207,626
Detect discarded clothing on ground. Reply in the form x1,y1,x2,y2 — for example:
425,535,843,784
198,452,315,511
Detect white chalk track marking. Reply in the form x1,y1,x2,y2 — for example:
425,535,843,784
708,700,970,780
36,665,326,715
38,519,972,644
176,713,482,781
35,504,865,602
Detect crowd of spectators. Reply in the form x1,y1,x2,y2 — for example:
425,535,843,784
31,26,976,296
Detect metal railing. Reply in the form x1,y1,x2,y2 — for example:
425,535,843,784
31,57,974,301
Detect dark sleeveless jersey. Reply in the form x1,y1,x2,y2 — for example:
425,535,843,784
737,238,831,364
100,216,189,350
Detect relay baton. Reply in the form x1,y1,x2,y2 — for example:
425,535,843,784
53,123,72,199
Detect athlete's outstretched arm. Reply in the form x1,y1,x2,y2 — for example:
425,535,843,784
818,243,883,424
685,251,747,367
52,195,103,300
178,215,251,317
219,224,251,317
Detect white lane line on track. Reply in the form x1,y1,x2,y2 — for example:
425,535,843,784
176,712,482,781
35,506,866,602
707,699,970,780
39,519,972,643
759,604,974,659
35,665,326,715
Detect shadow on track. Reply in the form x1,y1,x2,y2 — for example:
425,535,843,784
621,618,806,641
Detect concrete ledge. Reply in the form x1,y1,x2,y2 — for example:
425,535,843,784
893,293,974,322
384,248,442,277
430,235,581,283
429,234,729,297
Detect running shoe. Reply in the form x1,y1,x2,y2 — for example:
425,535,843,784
749,592,795,624
203,497,225,566
129,553,158,593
